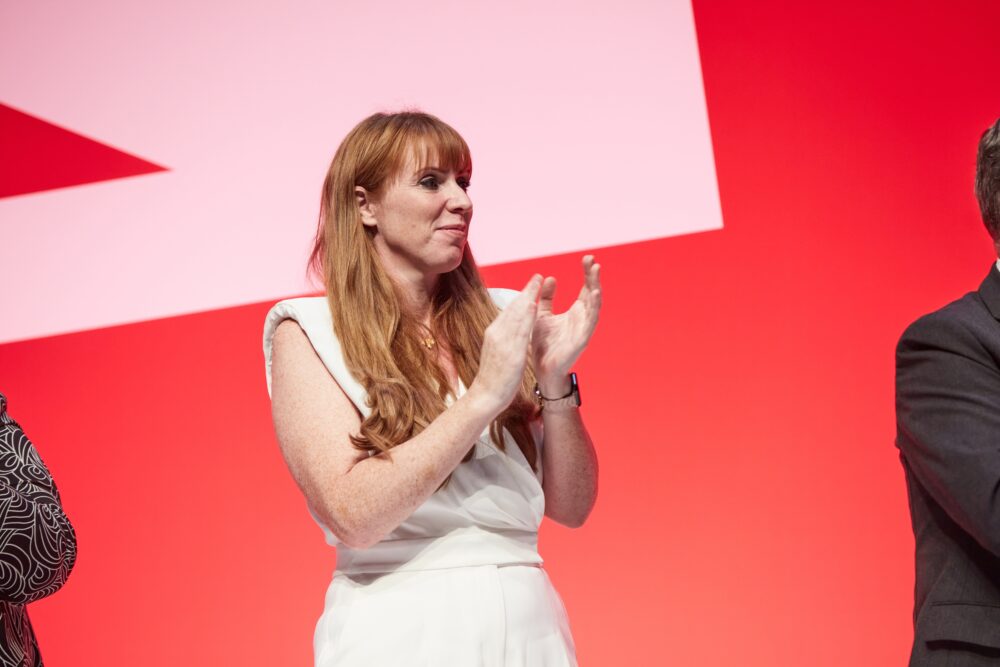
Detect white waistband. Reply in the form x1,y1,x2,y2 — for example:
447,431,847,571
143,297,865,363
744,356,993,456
334,526,543,575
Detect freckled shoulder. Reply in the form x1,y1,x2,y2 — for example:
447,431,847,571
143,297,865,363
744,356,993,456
262,297,371,416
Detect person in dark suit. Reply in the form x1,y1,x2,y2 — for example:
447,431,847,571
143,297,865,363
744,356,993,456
0,393,77,666
896,116,1000,666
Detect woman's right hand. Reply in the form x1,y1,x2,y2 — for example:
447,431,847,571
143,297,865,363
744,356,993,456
468,274,543,416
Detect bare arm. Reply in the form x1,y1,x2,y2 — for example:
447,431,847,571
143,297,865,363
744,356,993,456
537,379,598,527
270,276,543,549
530,256,603,528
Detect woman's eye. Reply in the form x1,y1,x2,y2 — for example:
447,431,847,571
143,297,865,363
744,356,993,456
458,178,471,190
419,176,439,189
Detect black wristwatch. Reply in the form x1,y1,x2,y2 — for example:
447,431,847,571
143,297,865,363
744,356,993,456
533,372,581,409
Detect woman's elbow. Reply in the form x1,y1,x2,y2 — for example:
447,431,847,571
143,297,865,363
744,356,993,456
313,498,385,550
556,515,587,529
332,519,383,550
546,504,595,529
339,533,381,550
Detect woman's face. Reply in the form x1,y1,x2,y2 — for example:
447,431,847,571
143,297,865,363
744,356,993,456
358,151,473,287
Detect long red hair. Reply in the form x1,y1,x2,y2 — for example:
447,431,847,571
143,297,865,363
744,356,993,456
309,111,539,474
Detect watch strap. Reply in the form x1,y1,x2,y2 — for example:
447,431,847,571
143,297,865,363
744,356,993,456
533,372,581,409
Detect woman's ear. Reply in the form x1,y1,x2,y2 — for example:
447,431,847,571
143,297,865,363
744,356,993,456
355,186,378,228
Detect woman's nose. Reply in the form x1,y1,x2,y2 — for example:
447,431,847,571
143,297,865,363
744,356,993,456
447,181,472,213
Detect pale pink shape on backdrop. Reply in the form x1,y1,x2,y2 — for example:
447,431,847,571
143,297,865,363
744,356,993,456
0,0,721,344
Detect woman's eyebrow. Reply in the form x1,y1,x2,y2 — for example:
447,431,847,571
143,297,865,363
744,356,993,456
414,166,471,178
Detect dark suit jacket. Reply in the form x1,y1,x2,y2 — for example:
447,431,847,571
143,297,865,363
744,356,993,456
897,265,1000,665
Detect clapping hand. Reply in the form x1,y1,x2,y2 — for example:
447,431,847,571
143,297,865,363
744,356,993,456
472,274,544,415
531,256,602,393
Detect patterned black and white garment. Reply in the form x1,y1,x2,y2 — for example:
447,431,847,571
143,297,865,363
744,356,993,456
0,393,77,667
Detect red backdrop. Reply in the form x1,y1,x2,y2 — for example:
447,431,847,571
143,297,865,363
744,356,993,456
3,1,1000,664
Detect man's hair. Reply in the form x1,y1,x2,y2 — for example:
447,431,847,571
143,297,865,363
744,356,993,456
976,117,1000,241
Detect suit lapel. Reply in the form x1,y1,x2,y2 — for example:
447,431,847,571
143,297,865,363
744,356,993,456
978,263,1000,321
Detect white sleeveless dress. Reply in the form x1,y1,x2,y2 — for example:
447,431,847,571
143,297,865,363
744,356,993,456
262,290,578,667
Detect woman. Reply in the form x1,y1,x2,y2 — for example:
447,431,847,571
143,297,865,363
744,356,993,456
263,111,601,666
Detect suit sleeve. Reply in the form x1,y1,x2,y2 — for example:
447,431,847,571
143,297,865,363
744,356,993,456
0,396,78,604
896,312,1000,556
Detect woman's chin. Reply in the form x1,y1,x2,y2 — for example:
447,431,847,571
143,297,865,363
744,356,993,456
432,249,466,275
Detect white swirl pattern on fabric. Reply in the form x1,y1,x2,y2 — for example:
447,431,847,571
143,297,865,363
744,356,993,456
0,394,78,667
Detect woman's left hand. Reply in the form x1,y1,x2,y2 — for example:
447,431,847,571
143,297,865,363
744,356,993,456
531,255,603,393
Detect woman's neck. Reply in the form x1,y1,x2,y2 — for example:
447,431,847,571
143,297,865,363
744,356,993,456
387,265,439,327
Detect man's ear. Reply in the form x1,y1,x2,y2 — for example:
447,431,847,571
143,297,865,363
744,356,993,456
356,186,378,228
